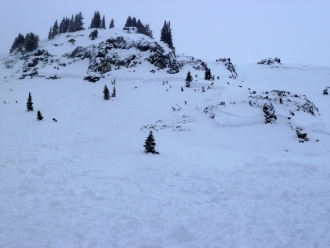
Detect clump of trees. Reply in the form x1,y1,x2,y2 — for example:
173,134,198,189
48,12,84,40
123,16,153,38
160,21,174,50
10,33,39,53
90,11,103,29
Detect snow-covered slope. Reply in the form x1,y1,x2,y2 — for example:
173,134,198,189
1,29,330,248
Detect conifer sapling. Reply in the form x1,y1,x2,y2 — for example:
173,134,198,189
144,131,159,154
37,111,44,120
26,92,33,111
103,84,110,100
112,86,116,97
185,70,193,87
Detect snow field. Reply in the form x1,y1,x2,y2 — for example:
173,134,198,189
1,28,330,247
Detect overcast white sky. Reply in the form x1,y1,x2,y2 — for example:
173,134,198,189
0,0,329,66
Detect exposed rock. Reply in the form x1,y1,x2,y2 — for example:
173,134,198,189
215,58,238,79
263,102,277,124
257,57,281,65
84,75,101,83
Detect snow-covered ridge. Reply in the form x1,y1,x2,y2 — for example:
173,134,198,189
2,28,212,80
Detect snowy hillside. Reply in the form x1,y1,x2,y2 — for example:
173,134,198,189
1,28,330,248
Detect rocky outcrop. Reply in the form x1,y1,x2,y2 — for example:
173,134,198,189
215,58,238,79
257,57,281,65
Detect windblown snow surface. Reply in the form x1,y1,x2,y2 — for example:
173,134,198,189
1,28,330,248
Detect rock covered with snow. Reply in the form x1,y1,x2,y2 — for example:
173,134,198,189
215,58,238,79
257,57,281,65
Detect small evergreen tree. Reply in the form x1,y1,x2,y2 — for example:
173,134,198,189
10,33,25,53
101,15,106,29
48,27,53,40
112,86,116,97
132,17,137,27
204,68,212,80
37,111,44,120
109,18,114,28
103,84,110,100
185,70,193,87
69,15,75,32
52,20,59,37
144,131,159,154
124,16,132,28
26,92,33,111
74,12,84,31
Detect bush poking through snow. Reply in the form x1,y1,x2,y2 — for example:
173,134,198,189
89,30,98,40
37,111,44,121
296,127,309,142
144,131,159,154
263,102,277,124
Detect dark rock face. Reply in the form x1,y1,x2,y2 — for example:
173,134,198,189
62,36,206,75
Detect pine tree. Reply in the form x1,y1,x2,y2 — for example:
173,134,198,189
166,21,174,49
125,16,132,27
185,71,193,87
101,15,106,29
37,111,44,120
143,24,153,38
48,27,53,40
26,92,33,111
144,131,159,154
74,12,84,31
204,68,212,80
103,84,110,100
109,18,114,28
24,33,39,52
10,33,25,53
112,86,116,97
52,20,59,37
132,17,137,27
136,19,143,33
69,15,75,32
160,21,174,50
90,11,101,29
90,16,95,29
